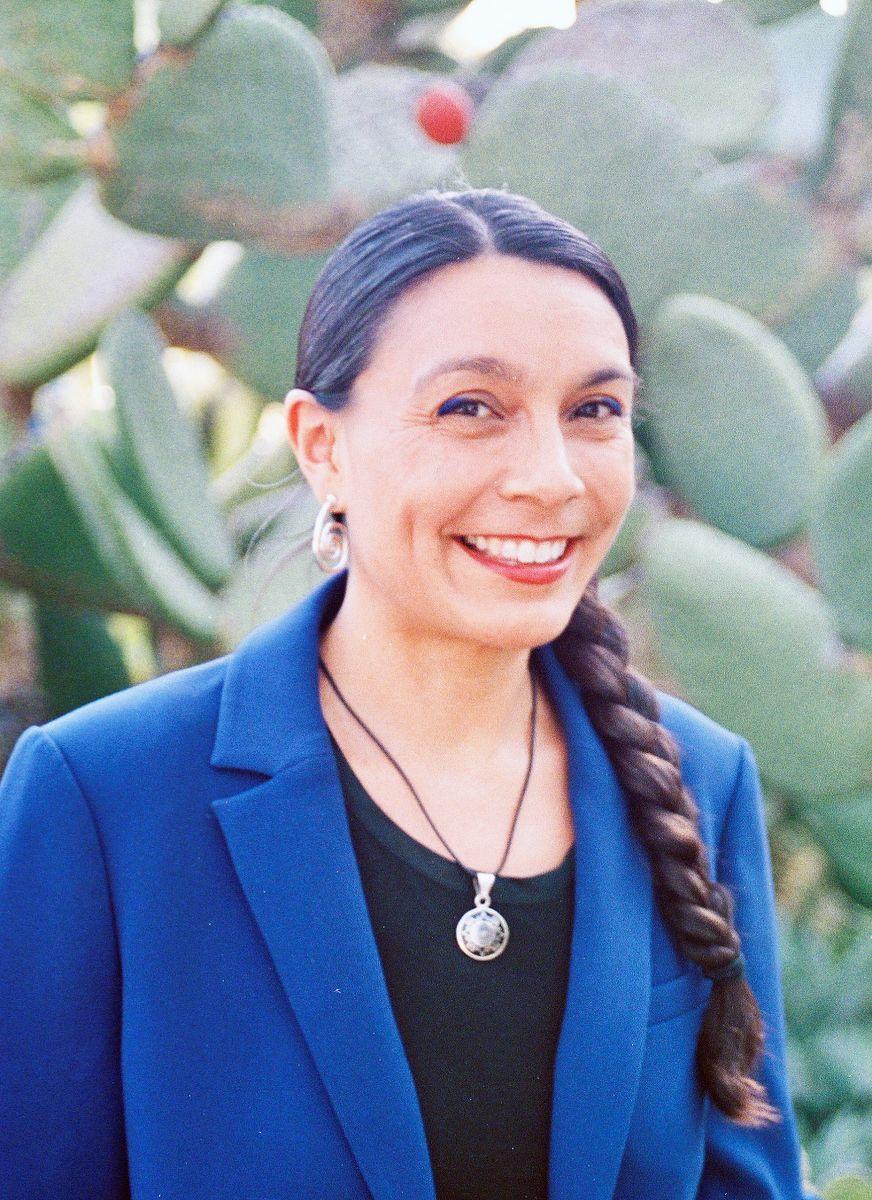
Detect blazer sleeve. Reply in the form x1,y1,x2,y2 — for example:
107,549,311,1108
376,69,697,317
696,738,822,1200
0,725,130,1199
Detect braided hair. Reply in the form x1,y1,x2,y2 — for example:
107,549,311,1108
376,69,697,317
288,184,781,1127
553,581,778,1125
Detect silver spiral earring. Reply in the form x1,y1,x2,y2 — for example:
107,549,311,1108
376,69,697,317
312,492,349,573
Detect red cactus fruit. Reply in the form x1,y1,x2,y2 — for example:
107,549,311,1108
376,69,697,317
415,81,473,145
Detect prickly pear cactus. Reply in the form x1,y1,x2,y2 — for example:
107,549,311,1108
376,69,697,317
504,0,779,160
195,247,331,402
808,407,872,652
0,0,137,101
460,65,707,324
100,7,335,242
95,307,236,591
638,516,872,798
637,292,829,546
0,180,196,388
329,63,463,215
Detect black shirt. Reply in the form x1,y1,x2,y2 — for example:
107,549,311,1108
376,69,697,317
328,731,576,1200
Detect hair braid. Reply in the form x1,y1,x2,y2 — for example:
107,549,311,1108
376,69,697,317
553,579,781,1127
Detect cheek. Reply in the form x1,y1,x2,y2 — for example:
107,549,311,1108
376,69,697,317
578,445,635,506
357,469,459,550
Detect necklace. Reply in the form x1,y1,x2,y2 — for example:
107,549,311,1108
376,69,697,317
317,654,539,961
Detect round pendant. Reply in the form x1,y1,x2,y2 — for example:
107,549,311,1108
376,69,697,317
456,904,509,959
456,872,509,960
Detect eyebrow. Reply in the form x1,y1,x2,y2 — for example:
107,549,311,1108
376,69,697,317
412,355,641,395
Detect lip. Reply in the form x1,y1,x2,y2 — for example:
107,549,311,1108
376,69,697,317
454,536,576,584
457,534,574,541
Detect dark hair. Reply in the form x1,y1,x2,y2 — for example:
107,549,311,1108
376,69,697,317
292,185,780,1128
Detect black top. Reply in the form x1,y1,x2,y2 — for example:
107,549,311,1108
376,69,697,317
328,730,576,1200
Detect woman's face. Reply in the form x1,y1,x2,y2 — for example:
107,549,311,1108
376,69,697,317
292,252,637,651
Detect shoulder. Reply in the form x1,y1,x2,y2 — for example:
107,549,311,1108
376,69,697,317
655,685,745,764
653,686,749,853
28,652,232,792
0,652,246,880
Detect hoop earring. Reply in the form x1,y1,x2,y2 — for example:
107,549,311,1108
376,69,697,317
311,493,349,573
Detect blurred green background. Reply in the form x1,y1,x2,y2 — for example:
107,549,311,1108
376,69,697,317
0,1,869,1194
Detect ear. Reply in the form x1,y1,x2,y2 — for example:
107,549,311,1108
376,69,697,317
284,388,344,509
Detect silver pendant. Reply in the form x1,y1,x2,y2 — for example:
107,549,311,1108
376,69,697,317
455,872,509,960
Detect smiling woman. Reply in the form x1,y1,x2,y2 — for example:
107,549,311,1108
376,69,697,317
0,187,816,1200
278,187,811,1197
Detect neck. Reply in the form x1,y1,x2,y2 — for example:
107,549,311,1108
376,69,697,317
317,572,535,765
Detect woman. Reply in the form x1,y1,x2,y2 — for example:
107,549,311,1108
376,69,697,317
0,188,816,1199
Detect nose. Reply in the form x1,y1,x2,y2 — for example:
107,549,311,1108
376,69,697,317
497,415,586,507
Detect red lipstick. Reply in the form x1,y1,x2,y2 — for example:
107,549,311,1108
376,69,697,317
454,537,575,584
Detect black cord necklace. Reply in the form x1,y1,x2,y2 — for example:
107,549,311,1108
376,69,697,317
317,654,539,961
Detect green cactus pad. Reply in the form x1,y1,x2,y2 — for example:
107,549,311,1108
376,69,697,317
0,79,82,187
477,28,547,77
265,1,319,31
97,308,236,590
599,494,653,578
49,420,221,642
402,0,464,13
504,0,777,161
638,293,829,546
203,247,329,401
34,600,131,718
209,400,298,511
460,65,707,323
795,786,872,908
816,297,872,417
161,0,321,46
107,486,221,642
102,6,333,243
329,64,462,216
0,174,76,286
0,417,219,637
0,0,136,102
667,161,822,320
639,517,872,796
814,0,872,192
770,268,861,378
821,1173,872,1200
723,0,818,25
233,0,320,34
205,377,262,476
808,407,872,652
0,432,136,608
222,488,296,556
158,0,226,46
0,179,196,388
217,482,323,648
754,5,852,163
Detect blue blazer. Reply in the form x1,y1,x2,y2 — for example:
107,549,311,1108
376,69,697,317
0,569,818,1199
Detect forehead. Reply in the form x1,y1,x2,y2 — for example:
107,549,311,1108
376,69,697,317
356,254,631,393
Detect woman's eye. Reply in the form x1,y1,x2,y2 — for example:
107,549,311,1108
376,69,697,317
435,395,625,420
436,396,493,418
575,397,625,419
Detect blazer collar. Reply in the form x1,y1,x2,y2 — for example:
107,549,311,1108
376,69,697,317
210,569,347,775
210,571,653,1200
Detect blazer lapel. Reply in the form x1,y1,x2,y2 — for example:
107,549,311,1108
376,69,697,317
210,572,437,1200
536,642,653,1200
209,570,652,1200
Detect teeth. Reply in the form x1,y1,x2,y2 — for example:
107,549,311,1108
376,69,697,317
461,535,568,563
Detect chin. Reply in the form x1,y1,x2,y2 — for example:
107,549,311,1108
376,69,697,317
455,601,580,652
